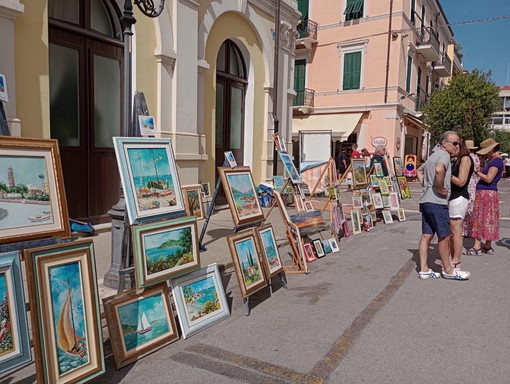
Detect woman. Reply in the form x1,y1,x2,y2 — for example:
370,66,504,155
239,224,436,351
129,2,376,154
448,139,474,270
462,140,480,237
361,148,371,172
466,138,504,255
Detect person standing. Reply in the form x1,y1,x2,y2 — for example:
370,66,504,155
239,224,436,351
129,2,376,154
336,148,348,178
467,138,504,255
462,140,480,237
361,148,371,172
504,154,510,180
370,145,388,176
350,143,362,159
416,131,469,280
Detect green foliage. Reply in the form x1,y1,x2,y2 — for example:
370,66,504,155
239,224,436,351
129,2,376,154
179,228,192,253
423,70,501,145
201,300,220,314
493,130,510,154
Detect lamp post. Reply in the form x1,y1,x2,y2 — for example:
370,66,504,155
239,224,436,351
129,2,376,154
103,0,166,290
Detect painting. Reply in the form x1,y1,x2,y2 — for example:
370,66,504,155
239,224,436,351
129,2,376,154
131,216,200,288
200,182,211,198
370,175,380,188
322,239,332,254
371,192,384,209
0,137,70,245
378,179,390,195
182,185,204,220
103,283,178,369
138,115,156,136
289,210,325,230
0,251,31,374
382,210,394,224
382,194,391,208
113,137,185,224
224,151,237,168
272,132,288,153
273,176,285,191
351,159,368,189
295,194,305,212
351,209,362,234
24,240,104,384
364,214,373,231
227,229,268,298
393,157,404,177
397,176,411,199
0,74,8,103
218,167,264,226
171,264,229,339
352,196,363,209
329,238,340,253
256,224,284,278
304,201,314,212
373,161,384,177
302,242,316,262
312,239,325,258
397,208,406,221
278,152,302,184
389,192,400,210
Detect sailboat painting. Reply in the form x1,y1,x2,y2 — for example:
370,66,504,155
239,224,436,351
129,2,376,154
49,262,89,375
257,225,284,278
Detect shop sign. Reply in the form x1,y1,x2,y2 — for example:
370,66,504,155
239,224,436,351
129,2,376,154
371,136,388,148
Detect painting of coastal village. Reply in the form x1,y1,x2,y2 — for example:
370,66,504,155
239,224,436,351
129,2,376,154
259,227,282,275
49,262,89,375
141,223,197,281
225,172,261,220
126,147,181,213
181,274,222,324
0,271,14,361
234,237,264,290
0,155,54,231
116,292,171,353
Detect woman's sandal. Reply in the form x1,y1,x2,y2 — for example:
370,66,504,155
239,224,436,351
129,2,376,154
463,248,481,256
482,247,494,255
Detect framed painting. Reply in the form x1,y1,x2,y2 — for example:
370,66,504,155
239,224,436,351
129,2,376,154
218,167,264,226
182,185,204,220
103,283,178,369
138,115,156,137
382,210,394,224
397,176,411,199
382,194,391,208
312,239,325,258
302,242,316,262
171,264,230,339
227,229,268,298
397,208,406,222
370,174,380,188
200,182,211,198
0,251,31,373
352,196,363,209
351,159,368,189
378,179,390,195
329,238,340,253
113,137,185,224
304,201,314,212
131,216,200,289
393,157,404,177
371,192,384,209
24,240,104,384
0,74,8,102
373,161,384,177
278,152,302,184
322,239,332,254
0,137,70,245
288,222,309,274
256,224,284,278
364,214,374,231
294,194,305,212
351,209,362,234
272,175,285,191
389,192,400,210
224,151,237,168
272,132,288,153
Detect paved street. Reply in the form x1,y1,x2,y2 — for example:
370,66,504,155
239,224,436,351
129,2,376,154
4,181,510,383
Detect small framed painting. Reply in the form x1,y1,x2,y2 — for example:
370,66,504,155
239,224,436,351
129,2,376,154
364,214,374,231
382,210,394,224
200,182,211,198
393,157,404,177
329,238,340,253
396,176,411,199
389,192,400,210
227,229,268,298
24,240,105,384
302,242,316,262
272,175,285,191
351,159,368,189
312,239,325,258
272,132,288,153
278,152,302,184
131,216,200,288
256,224,284,278
322,239,332,254
182,185,205,220
370,174,380,188
113,137,185,224
351,209,362,234
397,208,406,221
0,251,31,373
294,194,305,212
102,283,179,369
224,151,237,168
171,264,230,339
371,192,384,209
352,195,363,209
373,161,384,177
138,115,156,136
378,179,390,195
382,194,391,208
0,137,71,245
0,74,8,102
304,200,314,212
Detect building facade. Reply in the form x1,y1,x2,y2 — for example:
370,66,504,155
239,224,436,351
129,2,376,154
292,0,463,162
491,86,510,131
1,0,300,222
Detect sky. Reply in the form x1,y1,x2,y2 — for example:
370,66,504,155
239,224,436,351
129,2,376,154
440,0,510,86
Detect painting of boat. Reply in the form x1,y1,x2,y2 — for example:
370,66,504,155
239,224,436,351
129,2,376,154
58,283,87,359
136,312,152,335
27,214,51,223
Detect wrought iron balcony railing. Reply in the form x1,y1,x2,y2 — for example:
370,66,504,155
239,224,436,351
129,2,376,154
415,90,429,111
297,18,318,40
294,88,315,107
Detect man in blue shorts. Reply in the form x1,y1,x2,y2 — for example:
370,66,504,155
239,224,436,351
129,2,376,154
417,131,470,280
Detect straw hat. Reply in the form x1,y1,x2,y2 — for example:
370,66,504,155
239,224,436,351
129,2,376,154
476,138,500,155
464,140,478,150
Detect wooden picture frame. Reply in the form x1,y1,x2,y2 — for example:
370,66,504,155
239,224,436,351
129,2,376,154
329,238,340,253
382,210,394,223
397,208,406,221
312,239,325,258
256,224,284,278
393,157,404,177
396,176,411,199
389,192,400,210
227,229,268,298
131,216,200,289
218,166,264,226
24,240,104,383
351,159,368,189
171,264,230,339
0,251,31,373
294,194,305,212
102,283,179,369
113,137,185,224
302,242,316,262
278,152,302,184
200,182,211,198
351,209,362,234
182,185,205,220
371,192,384,209
0,136,71,245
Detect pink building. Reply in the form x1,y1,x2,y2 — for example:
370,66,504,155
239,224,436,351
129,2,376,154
292,0,463,163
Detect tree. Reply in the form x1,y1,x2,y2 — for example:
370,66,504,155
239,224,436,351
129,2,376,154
423,70,501,145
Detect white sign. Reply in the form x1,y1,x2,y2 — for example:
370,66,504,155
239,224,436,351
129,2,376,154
0,74,8,103
371,136,387,148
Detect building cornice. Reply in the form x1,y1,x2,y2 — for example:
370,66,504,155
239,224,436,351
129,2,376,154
0,0,24,20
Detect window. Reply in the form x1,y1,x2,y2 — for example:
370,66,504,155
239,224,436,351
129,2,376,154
410,0,415,25
344,0,364,21
406,55,412,93
342,51,362,90
294,59,306,105
504,97,510,111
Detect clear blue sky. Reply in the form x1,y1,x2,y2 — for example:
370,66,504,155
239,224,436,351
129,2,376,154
440,1,510,86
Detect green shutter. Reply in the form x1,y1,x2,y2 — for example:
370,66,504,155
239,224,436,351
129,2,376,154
344,0,363,18
410,0,415,25
294,59,306,105
297,0,309,18
344,0,354,15
343,51,361,90
406,55,412,93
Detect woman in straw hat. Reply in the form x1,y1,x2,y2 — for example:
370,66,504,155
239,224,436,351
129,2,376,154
462,140,480,237
465,138,504,255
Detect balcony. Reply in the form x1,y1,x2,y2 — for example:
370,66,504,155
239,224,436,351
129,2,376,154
293,88,315,114
415,89,429,111
415,27,440,62
433,52,452,77
296,18,318,49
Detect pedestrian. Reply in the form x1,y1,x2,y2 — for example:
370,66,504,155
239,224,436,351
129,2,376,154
336,148,347,178
350,143,362,159
504,154,510,180
416,131,469,280
361,148,371,172
370,145,388,176
448,139,474,273
462,140,480,237
465,138,504,255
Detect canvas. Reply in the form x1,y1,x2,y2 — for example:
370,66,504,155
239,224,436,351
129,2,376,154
256,224,284,278
289,210,325,230
224,151,237,168
218,167,264,226
302,242,316,262
382,210,394,223
378,179,390,195
138,115,156,136
389,192,400,210
0,137,70,245
370,174,380,188
312,239,325,258
113,137,185,224
182,185,204,220
272,176,285,191
351,209,362,234
278,152,302,184
397,176,411,199
351,159,368,189
329,238,340,253
397,208,406,221
393,157,404,177
371,192,384,209
200,182,211,198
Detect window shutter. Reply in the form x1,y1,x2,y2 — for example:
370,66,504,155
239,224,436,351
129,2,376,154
406,55,412,93
410,0,415,25
343,51,361,90
294,59,306,104
343,52,353,90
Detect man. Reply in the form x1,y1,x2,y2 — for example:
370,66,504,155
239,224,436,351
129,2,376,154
370,145,388,176
336,148,347,177
417,131,470,280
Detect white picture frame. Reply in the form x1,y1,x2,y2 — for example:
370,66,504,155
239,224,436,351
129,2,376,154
138,115,156,136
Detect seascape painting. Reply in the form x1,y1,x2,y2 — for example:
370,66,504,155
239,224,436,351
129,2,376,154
259,226,283,276
226,173,261,220
49,262,89,375
0,155,54,231
0,271,14,359
116,292,170,353
289,210,325,230
181,274,222,324
234,238,264,289
278,152,302,184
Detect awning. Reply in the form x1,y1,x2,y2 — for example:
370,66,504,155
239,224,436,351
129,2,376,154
344,0,363,15
292,113,362,141
403,113,428,131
